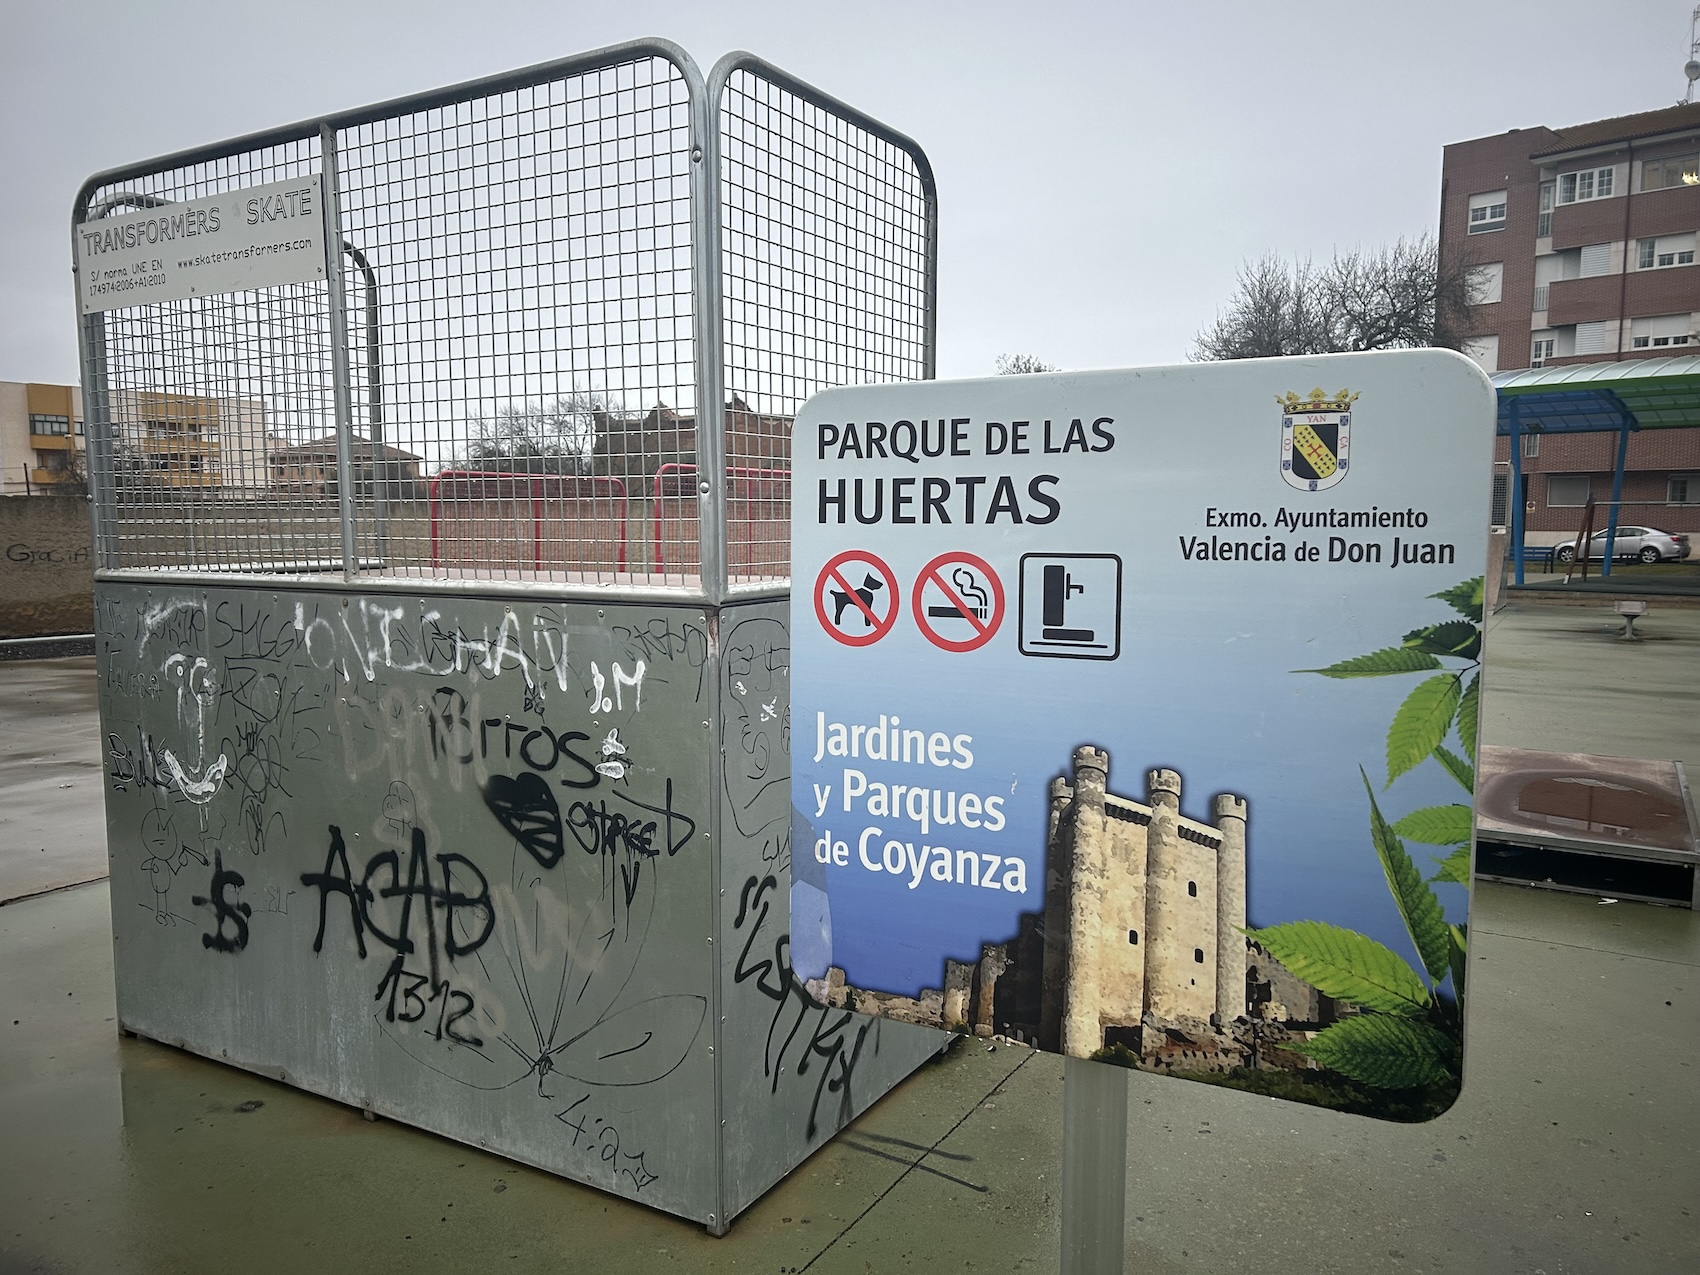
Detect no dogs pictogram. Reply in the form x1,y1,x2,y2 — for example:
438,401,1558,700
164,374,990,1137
815,550,900,646
912,552,1005,653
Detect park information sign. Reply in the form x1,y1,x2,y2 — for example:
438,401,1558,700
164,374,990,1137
791,350,1493,1120
75,176,328,314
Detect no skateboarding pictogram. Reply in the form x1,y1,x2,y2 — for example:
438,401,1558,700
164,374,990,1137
912,552,1005,653
815,550,900,647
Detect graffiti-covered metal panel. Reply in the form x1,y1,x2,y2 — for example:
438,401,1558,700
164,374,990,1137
713,600,945,1221
98,583,721,1215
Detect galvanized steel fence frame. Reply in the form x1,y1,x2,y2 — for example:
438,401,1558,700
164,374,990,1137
72,39,936,605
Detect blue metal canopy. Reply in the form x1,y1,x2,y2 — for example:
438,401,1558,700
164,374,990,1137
1494,388,1637,435
1485,359,1700,584
1493,356,1700,429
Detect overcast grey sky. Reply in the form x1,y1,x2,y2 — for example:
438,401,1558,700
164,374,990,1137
5,0,1696,385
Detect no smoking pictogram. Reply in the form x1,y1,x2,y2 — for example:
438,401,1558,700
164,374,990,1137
912,552,1005,653
814,550,900,647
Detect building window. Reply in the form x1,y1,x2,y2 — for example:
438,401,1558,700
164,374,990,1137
74,420,84,436
1467,189,1507,234
1637,234,1696,269
1537,181,1555,237
1187,880,1198,897
1630,314,1695,349
1578,243,1612,277
1548,474,1591,507
1193,948,1205,964
1558,166,1615,204
1128,930,1139,946
1468,261,1504,305
1575,320,1612,356
1670,474,1695,504
1531,338,1555,367
29,413,70,436
1643,154,1700,190
1461,335,1499,373
1522,432,1541,458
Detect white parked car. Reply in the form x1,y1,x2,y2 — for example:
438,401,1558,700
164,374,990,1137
1553,526,1691,564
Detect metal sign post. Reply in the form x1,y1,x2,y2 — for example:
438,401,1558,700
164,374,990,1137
1062,1055,1128,1273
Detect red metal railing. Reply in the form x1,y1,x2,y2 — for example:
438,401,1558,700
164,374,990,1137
651,463,790,574
429,470,628,572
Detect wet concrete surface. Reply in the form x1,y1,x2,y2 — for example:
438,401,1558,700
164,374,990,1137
3,611,1700,1271
2,877,1695,1273
1482,603,1700,766
0,656,106,905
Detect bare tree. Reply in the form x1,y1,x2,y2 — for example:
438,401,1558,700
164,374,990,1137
461,393,609,472
1192,233,1475,360
995,353,1060,375
59,443,90,497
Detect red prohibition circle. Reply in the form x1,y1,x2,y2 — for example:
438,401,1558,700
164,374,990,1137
814,550,900,647
911,551,1005,653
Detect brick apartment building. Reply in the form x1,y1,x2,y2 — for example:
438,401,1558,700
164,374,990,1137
1441,103,1700,543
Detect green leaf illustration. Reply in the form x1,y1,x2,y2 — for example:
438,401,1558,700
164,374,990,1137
1392,804,1473,846
1364,772,1452,983
1246,920,1430,1016
1457,673,1479,766
1448,923,1469,1007
1297,647,1442,679
1429,577,1484,623
1434,745,1474,793
1386,674,1463,785
1430,846,1471,886
1290,1014,1456,1088
1402,621,1481,662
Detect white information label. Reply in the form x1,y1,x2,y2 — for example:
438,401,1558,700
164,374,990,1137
75,175,328,314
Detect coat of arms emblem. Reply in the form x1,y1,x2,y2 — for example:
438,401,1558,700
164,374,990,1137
1278,387,1359,492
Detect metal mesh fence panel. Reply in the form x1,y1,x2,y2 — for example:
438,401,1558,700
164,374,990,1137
82,138,340,572
76,44,934,596
334,55,697,584
715,61,935,585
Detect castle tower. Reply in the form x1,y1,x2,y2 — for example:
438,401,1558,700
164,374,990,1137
1039,773,1073,1052
1143,768,1218,1023
1212,794,1248,1025
1059,746,1110,1056
1097,769,1148,1044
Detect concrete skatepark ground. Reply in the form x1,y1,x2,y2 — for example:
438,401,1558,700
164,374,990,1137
2,601,1697,1273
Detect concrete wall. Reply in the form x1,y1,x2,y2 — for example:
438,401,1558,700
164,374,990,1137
0,496,93,637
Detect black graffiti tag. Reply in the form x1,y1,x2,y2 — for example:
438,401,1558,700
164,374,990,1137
483,772,564,869
732,873,869,1139
192,850,251,953
300,825,494,981
479,771,700,921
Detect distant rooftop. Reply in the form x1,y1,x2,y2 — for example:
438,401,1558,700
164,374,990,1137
270,435,421,462
1530,101,1700,157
